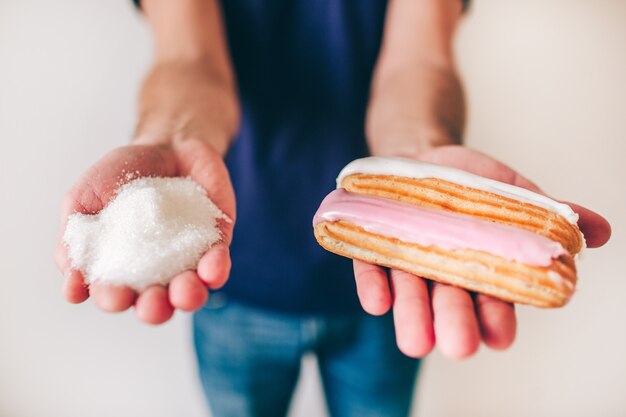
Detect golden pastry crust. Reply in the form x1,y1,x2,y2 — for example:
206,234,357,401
314,220,577,308
341,174,583,255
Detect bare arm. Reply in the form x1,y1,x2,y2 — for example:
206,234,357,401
56,0,238,324
366,0,465,157
135,0,240,155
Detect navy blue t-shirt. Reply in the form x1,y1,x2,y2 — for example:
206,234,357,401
133,1,468,314
220,1,387,313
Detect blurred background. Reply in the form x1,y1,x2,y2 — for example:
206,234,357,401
0,0,624,416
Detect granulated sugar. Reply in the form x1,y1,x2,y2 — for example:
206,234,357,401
63,177,226,291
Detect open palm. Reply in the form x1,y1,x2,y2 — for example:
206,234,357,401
353,145,611,358
55,139,235,324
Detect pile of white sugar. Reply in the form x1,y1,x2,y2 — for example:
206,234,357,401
63,177,226,291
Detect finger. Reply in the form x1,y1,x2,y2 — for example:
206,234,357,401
55,177,109,297
169,271,209,311
55,228,71,273
390,270,434,358
55,192,82,275
565,202,611,248
57,196,91,304
474,294,516,350
90,281,136,313
431,283,481,359
174,139,236,228
353,260,392,316
135,286,175,325
62,270,89,304
197,242,231,289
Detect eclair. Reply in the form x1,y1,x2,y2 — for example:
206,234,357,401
313,157,585,308
336,157,584,255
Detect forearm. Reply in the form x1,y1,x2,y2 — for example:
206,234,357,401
133,0,240,156
366,0,465,157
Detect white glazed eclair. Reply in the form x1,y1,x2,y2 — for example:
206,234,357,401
336,157,584,255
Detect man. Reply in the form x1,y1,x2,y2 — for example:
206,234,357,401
55,1,611,416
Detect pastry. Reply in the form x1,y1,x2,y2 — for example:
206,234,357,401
313,157,585,308
314,190,576,307
336,157,584,254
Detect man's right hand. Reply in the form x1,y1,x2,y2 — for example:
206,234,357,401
54,139,236,324
56,0,241,324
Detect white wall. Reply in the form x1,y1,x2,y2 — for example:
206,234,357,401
0,1,624,416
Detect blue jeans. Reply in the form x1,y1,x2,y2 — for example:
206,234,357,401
193,294,420,417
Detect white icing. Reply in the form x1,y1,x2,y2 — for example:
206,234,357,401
336,157,579,225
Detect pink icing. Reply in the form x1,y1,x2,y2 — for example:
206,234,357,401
313,189,567,266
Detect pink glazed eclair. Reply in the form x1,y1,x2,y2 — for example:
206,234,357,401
313,158,582,308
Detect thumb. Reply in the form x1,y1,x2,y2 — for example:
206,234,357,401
565,202,611,248
173,139,236,243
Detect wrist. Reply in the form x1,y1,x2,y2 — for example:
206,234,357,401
133,124,232,157
366,65,465,158
133,60,240,157
366,123,458,159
